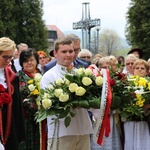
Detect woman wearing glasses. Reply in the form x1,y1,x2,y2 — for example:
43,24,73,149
124,59,150,150
37,51,49,71
18,49,45,150
0,37,25,150
123,54,138,76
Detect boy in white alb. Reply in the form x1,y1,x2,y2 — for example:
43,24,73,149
40,36,93,150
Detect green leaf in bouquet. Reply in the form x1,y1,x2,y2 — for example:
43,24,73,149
65,74,74,82
88,97,101,108
40,89,46,95
120,111,131,120
64,116,71,127
111,94,121,110
78,100,90,109
73,76,82,86
35,109,48,122
72,101,79,107
35,107,59,122
120,105,144,121
70,110,76,117
58,108,70,119
65,74,82,86
47,109,58,116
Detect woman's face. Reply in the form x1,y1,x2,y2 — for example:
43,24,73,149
134,63,147,77
0,49,15,68
39,54,48,67
23,56,37,73
99,62,111,70
125,58,135,75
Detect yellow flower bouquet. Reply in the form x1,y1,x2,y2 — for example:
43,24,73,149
113,75,150,121
22,73,42,105
35,67,103,127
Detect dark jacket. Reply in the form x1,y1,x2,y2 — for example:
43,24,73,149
3,68,25,150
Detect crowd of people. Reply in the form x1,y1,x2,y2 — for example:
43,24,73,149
0,34,150,150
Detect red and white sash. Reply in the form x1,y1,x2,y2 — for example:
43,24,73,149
93,69,112,145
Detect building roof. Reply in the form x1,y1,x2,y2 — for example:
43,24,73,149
46,25,64,38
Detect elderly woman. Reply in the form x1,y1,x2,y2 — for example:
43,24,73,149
0,37,25,150
123,54,138,76
109,55,118,71
18,48,43,150
133,59,149,77
123,59,150,150
97,56,111,70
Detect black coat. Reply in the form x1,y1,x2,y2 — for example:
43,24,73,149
2,75,25,150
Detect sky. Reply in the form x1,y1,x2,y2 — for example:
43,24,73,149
42,0,131,38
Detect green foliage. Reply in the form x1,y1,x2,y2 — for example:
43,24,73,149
99,29,121,56
0,0,48,50
126,0,150,59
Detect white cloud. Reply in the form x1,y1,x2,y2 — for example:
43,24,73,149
43,0,131,38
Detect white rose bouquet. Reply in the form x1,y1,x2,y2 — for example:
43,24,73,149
35,67,103,127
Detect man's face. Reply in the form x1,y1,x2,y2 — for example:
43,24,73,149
73,40,81,58
18,45,28,55
54,44,75,67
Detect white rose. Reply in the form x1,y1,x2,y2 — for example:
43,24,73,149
64,78,70,85
28,84,36,91
82,77,92,86
43,93,51,99
84,68,93,76
95,76,103,86
42,99,52,109
75,86,86,96
69,83,78,92
54,89,63,98
34,73,42,82
59,93,69,102
56,78,64,86
76,68,85,75
48,84,54,90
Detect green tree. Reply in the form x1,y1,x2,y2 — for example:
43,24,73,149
126,0,150,59
0,0,48,50
99,29,121,56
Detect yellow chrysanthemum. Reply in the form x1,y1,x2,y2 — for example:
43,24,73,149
134,80,139,86
28,80,34,84
136,94,142,101
138,77,147,88
148,82,150,91
130,75,136,79
136,99,144,107
31,89,39,95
